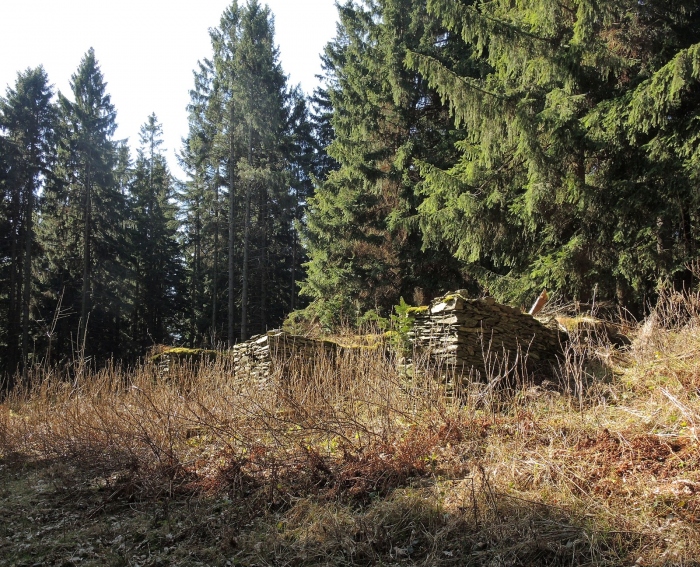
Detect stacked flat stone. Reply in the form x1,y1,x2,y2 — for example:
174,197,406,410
231,330,337,379
409,291,564,380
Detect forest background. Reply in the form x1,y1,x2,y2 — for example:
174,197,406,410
2,0,700,386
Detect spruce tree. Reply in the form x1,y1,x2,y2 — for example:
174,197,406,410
179,58,225,346
406,0,700,307
180,0,311,343
130,114,183,350
210,1,242,346
301,0,468,328
233,0,289,339
0,135,17,375
284,85,317,312
0,67,56,379
40,48,130,359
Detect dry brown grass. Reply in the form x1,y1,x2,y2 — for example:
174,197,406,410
2,293,700,566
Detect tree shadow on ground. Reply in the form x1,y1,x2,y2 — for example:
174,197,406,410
2,454,684,567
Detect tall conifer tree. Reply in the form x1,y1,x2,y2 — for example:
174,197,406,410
179,61,218,346
301,0,468,327
0,134,18,375
180,0,311,343
41,48,130,359
130,114,183,349
0,67,55,378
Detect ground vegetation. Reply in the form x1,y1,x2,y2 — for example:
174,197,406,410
2,290,700,565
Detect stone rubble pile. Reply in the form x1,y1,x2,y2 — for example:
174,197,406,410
409,291,564,379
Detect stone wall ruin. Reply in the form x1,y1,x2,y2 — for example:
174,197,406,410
157,293,565,383
230,330,338,379
409,291,564,380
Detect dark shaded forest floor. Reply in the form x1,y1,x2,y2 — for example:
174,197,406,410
1,456,257,566
3,422,699,567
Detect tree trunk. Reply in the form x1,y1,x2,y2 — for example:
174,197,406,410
260,185,267,332
291,186,298,312
80,161,91,345
133,258,140,345
22,147,38,381
228,102,236,347
676,200,694,291
193,187,202,346
7,189,21,374
212,178,219,346
241,123,253,341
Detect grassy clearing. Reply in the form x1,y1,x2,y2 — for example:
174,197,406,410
2,292,700,566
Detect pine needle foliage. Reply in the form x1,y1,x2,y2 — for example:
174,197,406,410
406,0,700,308
301,0,470,328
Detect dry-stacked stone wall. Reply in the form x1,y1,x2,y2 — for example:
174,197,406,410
154,333,338,380
410,292,564,379
231,330,338,379
159,294,563,382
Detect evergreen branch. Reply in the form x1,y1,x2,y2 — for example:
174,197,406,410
587,42,700,144
627,42,700,135
405,50,508,130
406,52,504,101
415,159,477,198
427,0,559,46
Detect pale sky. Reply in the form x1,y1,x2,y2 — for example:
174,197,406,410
1,0,339,176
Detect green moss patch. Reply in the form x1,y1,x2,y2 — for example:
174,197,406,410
151,347,218,363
